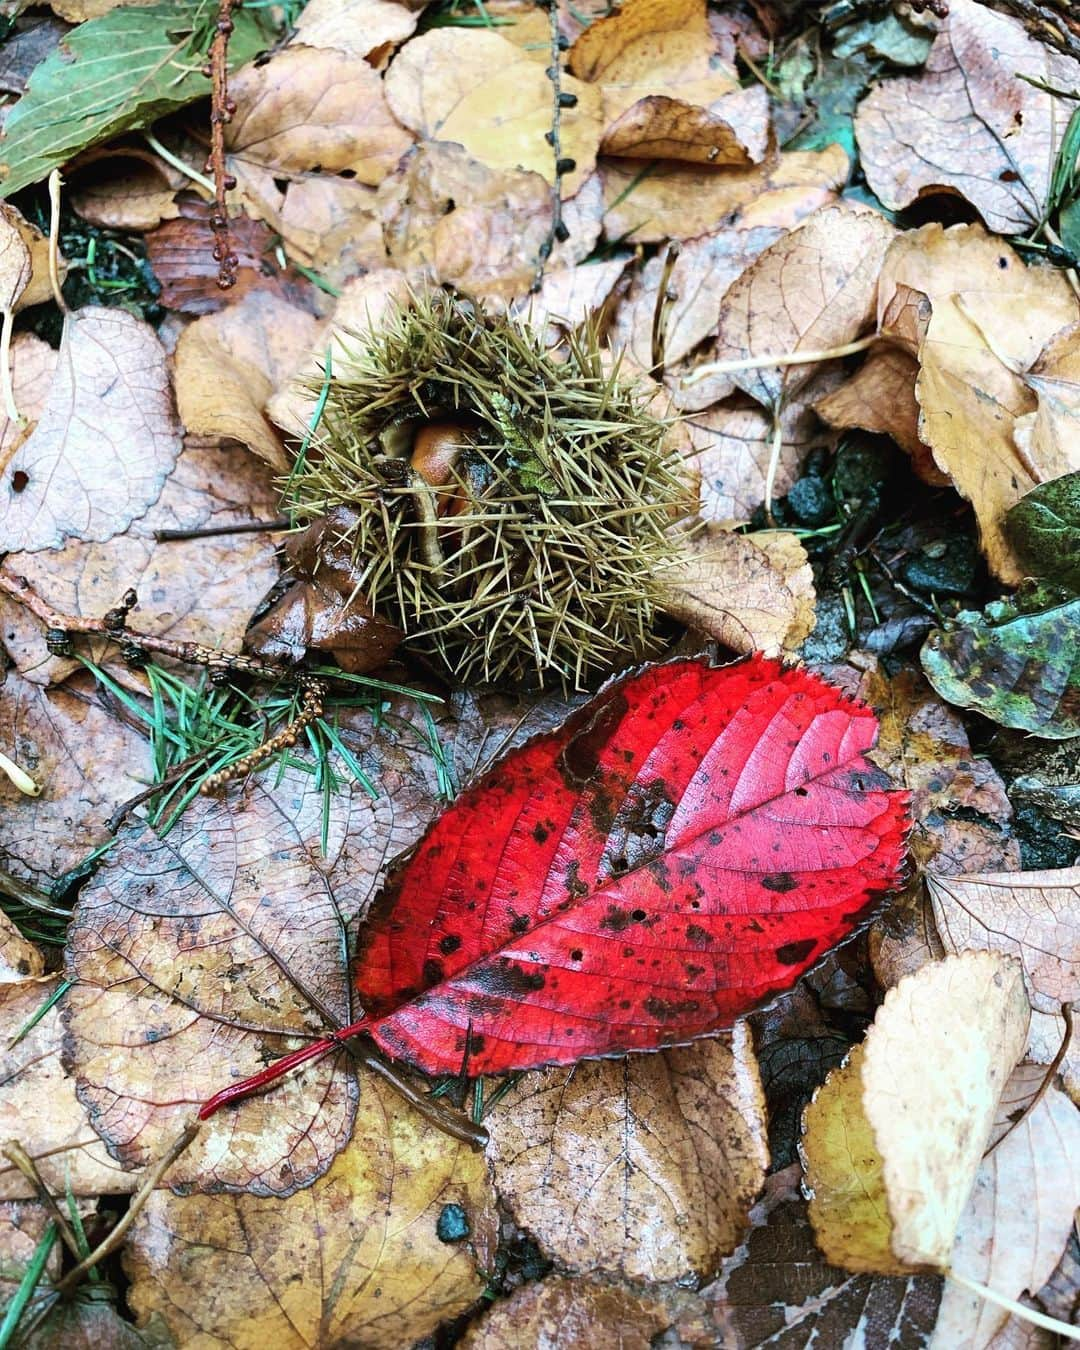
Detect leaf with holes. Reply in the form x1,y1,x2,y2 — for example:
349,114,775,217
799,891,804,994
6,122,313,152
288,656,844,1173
203,656,907,1114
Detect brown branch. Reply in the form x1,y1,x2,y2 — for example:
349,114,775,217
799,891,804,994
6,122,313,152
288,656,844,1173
205,0,240,288
533,0,574,291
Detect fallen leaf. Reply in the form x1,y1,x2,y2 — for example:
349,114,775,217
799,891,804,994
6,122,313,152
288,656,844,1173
0,438,281,686
707,1164,943,1345
933,1073,1080,1349
1014,324,1080,498
879,223,1079,582
69,148,184,231
927,868,1080,1014
291,0,419,64
384,29,601,194
0,669,153,888
855,0,1080,236
0,975,136,1200
173,290,321,470
0,204,31,309
0,307,181,553
0,910,42,983
459,1276,672,1350
707,203,896,410
0,1202,60,1306
0,17,68,100
20,1298,151,1349
273,175,388,285
599,143,848,244
64,732,440,1194
0,334,54,473
599,86,771,164
485,1024,767,1281
0,204,59,312
802,952,1030,1273
226,45,414,185
514,256,629,346
921,597,1080,739
656,525,815,657
346,656,907,1077
124,1071,497,1346
860,664,1019,875
1006,470,1080,591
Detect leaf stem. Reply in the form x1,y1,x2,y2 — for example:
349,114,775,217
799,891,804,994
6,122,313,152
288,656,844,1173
682,333,879,387
0,308,20,426
946,1268,1080,1341
46,172,68,316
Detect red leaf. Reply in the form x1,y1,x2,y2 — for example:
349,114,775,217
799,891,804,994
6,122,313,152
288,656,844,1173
201,656,907,1117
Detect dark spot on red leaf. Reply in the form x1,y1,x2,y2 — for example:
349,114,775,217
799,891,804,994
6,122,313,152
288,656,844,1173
685,923,710,945
570,948,583,962
775,939,817,966
423,958,444,986
439,934,462,956
473,958,547,996
644,995,701,1020
761,872,798,893
599,905,633,932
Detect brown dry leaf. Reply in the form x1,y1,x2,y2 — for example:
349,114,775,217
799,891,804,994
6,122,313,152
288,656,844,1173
933,1073,1080,1349
599,143,848,244
173,290,321,470
227,46,413,185
64,725,441,1195
0,438,281,686
70,150,184,231
0,910,42,982
880,224,1079,582
855,0,1080,236
0,333,55,469
1015,321,1080,477
0,670,153,888
815,346,949,487
683,385,836,523
384,29,601,194
611,223,783,376
485,1025,768,1281
0,203,31,309
291,0,419,64
709,203,896,410
600,85,770,165
124,1069,497,1346
274,175,388,285
0,307,181,553
0,204,57,312
656,525,815,657
514,256,629,346
0,1202,59,1302
459,1276,672,1350
803,952,1030,1275
0,975,136,1200
707,1164,943,1345
927,868,1080,1014
860,665,1019,875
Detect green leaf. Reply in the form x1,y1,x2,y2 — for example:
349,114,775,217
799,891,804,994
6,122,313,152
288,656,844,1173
921,596,1080,739
0,0,268,198
1005,471,1080,593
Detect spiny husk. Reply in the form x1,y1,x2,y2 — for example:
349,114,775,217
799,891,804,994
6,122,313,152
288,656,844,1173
289,291,694,691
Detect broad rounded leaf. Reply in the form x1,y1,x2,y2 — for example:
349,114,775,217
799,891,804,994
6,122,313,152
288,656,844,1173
354,655,908,1076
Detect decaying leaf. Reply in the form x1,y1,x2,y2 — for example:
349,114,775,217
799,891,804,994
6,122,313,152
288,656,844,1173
0,975,135,1200
801,952,1030,1273
1006,471,1080,592
485,1025,768,1281
855,0,1080,236
291,0,419,63
226,45,414,185
173,291,321,471
921,597,1080,739
656,525,815,657
0,307,181,553
879,223,1079,583
459,1276,672,1350
0,669,153,888
385,29,601,194
1014,327,1080,506
63,735,439,1194
0,333,56,471
927,868,1080,1014
124,1071,497,1347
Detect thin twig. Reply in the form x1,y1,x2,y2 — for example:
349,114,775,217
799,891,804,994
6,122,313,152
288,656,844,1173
985,1004,1074,1157
154,517,290,542
0,307,19,426
533,0,573,290
205,0,240,288
650,241,681,377
682,333,879,387
46,172,68,316
2,1142,85,1264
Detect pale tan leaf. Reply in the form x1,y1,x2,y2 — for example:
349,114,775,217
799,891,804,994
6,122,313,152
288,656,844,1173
0,911,42,983
0,204,31,309
855,0,1080,236
70,150,184,231
173,290,321,470
273,175,388,285
927,867,1080,1014
486,1026,767,1281
227,45,413,184
0,333,56,473
0,308,181,553
599,144,848,244
385,29,601,194
459,1277,672,1350
291,0,419,63
600,85,770,165
0,203,62,312
1015,321,1080,478
514,256,629,346
125,1072,498,1347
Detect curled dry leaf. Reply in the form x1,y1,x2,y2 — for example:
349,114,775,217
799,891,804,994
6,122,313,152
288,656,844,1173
0,205,31,310
124,1071,497,1347
69,149,184,231
226,46,414,185
291,0,419,63
460,1276,672,1350
600,143,848,244
879,223,1079,583
656,525,815,658
801,952,1030,1274
855,0,1080,236
64,737,440,1195
0,203,58,312
0,670,153,888
173,290,321,471
0,439,281,686
485,1024,768,1282
0,307,181,554
927,868,1080,1014
385,29,601,194
1014,323,1080,489
709,203,896,410
0,975,135,1200
600,86,770,165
